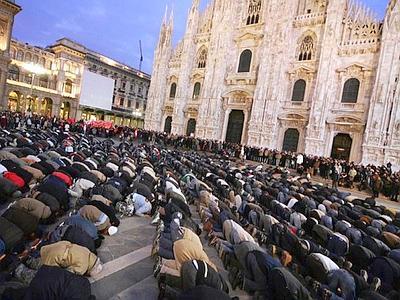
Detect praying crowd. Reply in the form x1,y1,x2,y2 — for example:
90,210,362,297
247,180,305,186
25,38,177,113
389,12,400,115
1,110,399,203
0,112,399,299
152,149,400,300
135,130,400,202
0,127,158,299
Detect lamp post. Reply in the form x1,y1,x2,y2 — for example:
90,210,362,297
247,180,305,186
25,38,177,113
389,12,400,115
22,62,47,115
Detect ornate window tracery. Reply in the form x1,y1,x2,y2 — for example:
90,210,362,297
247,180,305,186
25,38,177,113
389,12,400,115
196,48,207,69
246,0,262,25
298,36,314,61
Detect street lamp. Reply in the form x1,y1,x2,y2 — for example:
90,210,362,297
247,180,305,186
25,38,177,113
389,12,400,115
22,62,48,114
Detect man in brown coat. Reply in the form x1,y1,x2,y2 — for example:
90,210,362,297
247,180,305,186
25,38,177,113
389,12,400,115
159,238,216,277
14,198,51,220
39,240,102,277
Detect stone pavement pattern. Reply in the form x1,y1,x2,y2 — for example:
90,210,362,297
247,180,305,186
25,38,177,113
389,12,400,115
90,208,252,299
90,216,157,300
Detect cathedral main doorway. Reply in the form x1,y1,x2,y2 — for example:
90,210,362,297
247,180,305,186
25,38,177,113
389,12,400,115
164,116,172,134
186,118,196,136
225,110,244,144
282,128,300,152
331,133,352,161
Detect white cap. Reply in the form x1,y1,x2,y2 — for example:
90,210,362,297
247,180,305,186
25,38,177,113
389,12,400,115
108,226,118,236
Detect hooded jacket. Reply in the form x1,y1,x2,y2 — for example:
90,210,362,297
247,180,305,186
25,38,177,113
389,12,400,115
173,239,216,272
40,241,97,275
79,205,110,231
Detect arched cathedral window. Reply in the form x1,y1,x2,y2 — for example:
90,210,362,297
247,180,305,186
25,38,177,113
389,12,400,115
238,50,252,73
169,83,177,99
246,0,262,25
197,48,207,69
341,78,360,103
298,36,314,61
193,82,201,99
291,79,306,102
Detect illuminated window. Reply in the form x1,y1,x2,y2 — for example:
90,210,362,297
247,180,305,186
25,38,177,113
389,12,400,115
64,80,73,94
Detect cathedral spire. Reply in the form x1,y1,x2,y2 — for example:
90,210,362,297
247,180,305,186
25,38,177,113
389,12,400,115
185,0,200,34
169,6,174,30
162,4,168,26
190,0,200,12
156,5,173,55
382,0,400,40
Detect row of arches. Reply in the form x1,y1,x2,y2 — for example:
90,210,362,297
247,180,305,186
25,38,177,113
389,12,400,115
290,78,360,103
10,48,53,70
7,91,71,119
246,0,262,25
7,64,74,93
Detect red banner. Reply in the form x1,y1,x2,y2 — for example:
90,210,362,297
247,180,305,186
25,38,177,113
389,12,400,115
87,120,114,129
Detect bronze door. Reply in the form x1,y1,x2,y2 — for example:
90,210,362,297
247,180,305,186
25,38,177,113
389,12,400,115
331,133,352,161
282,128,300,152
164,116,172,134
225,110,244,144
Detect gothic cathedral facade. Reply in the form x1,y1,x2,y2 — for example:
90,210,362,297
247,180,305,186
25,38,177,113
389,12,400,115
145,0,400,167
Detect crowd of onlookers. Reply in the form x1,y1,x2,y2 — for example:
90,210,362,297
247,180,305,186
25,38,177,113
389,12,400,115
1,111,399,202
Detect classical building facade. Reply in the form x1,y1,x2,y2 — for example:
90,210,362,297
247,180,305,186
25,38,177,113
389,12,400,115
82,42,150,128
146,0,400,167
6,38,85,119
0,1,150,127
4,37,150,127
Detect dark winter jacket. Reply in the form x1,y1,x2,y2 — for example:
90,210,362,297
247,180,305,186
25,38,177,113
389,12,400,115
24,265,93,300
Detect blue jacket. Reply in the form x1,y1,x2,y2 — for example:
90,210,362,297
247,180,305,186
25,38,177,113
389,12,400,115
64,215,98,240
